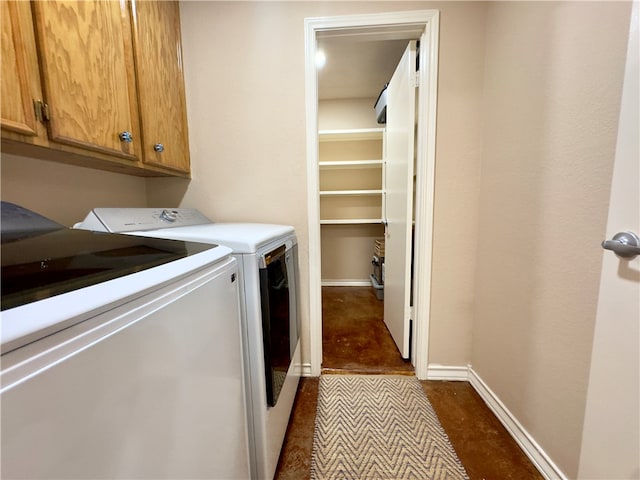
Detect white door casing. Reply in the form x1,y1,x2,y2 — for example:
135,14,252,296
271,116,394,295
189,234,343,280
304,11,440,378
578,2,639,477
383,41,417,359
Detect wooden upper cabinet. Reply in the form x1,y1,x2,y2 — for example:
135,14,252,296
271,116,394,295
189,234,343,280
1,1,43,137
1,0,190,177
130,0,190,174
31,0,140,161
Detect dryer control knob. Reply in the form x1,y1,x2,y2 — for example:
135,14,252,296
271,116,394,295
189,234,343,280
160,209,178,223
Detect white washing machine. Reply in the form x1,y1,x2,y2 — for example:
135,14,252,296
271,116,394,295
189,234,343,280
1,202,250,479
76,208,301,480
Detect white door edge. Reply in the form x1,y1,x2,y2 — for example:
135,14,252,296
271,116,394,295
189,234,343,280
383,40,417,359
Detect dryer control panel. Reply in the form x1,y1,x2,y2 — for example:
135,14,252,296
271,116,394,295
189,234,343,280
75,208,213,233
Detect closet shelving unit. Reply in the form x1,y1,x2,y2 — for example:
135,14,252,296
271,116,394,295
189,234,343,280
318,127,385,225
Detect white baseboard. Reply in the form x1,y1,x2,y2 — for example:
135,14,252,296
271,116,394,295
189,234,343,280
321,280,371,287
467,368,567,480
422,364,566,480
426,364,470,381
300,363,313,377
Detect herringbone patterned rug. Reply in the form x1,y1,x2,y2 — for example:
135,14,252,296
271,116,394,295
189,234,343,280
311,375,469,480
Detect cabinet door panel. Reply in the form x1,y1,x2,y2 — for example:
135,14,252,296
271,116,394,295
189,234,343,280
1,1,40,136
131,0,190,173
32,1,140,160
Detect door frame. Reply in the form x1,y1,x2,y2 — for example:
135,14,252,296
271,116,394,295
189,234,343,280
304,10,440,379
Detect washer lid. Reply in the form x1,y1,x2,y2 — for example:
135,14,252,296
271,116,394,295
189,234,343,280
1,227,225,312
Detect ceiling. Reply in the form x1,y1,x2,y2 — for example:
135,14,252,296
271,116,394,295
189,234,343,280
317,37,408,101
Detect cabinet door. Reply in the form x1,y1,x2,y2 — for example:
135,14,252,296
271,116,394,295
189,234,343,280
131,1,190,174
1,1,42,137
32,1,140,161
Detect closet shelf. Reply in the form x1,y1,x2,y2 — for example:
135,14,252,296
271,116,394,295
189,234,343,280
319,128,384,142
319,160,383,169
320,189,383,196
318,122,385,283
320,219,383,225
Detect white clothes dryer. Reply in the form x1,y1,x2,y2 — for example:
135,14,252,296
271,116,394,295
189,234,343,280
76,208,301,480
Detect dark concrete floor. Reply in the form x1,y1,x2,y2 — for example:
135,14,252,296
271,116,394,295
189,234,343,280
321,286,413,375
274,286,544,480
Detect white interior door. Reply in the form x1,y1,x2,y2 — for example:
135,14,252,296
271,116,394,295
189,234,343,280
383,41,417,359
578,3,639,477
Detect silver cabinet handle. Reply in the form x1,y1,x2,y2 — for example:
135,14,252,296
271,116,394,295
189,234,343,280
154,143,164,152
602,231,640,258
119,131,133,143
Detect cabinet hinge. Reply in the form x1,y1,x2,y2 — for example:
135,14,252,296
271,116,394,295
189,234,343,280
414,71,420,87
33,100,50,122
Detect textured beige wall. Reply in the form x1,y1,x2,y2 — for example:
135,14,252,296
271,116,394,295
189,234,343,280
147,0,487,371
1,153,147,226
472,2,631,477
426,3,486,366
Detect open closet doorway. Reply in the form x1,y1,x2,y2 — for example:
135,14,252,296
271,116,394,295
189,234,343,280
304,11,440,379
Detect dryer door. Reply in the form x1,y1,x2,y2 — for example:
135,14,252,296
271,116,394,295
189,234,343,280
259,244,297,407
